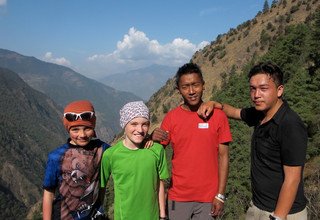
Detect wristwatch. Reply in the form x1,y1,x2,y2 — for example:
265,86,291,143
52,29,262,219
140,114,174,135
216,193,226,201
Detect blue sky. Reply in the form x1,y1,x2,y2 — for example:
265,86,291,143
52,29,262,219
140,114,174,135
0,0,271,79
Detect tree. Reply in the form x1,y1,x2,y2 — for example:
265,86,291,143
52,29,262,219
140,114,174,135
263,0,270,13
309,9,320,71
271,0,278,8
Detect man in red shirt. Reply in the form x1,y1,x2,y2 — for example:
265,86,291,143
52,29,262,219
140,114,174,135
152,63,232,219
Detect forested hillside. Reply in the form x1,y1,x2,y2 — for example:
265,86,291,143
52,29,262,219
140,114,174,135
0,68,66,219
148,0,320,123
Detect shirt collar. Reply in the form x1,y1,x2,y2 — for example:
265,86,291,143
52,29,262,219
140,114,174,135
271,100,288,125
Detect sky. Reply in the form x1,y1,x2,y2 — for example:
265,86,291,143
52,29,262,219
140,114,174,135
0,0,271,79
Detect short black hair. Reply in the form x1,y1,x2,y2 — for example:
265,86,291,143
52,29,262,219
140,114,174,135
175,63,204,88
248,62,284,87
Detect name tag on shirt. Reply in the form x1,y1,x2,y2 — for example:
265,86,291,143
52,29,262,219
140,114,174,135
198,123,209,129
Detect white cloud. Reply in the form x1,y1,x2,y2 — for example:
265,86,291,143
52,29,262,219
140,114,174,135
0,0,7,6
43,52,71,66
199,7,219,17
87,27,209,78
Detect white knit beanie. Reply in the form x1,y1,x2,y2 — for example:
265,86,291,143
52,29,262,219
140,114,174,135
119,101,149,128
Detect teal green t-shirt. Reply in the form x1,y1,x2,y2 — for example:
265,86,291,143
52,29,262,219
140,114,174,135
101,141,169,220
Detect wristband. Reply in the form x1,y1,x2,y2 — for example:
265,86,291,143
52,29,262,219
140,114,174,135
269,213,283,220
216,193,226,201
214,196,225,203
159,217,168,220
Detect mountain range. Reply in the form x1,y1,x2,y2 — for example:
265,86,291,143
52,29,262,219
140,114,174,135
100,64,177,100
0,49,140,142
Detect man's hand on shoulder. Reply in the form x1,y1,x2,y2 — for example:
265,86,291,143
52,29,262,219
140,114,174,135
197,101,223,119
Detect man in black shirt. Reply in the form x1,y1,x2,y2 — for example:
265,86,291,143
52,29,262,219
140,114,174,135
198,62,308,220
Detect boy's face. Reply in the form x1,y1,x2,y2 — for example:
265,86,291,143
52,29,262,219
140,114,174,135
69,125,95,147
178,73,204,108
124,117,150,146
249,73,283,113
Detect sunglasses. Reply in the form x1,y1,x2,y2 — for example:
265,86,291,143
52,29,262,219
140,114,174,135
64,111,95,122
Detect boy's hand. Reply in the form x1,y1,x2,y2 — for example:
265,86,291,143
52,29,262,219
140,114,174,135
210,198,224,217
143,140,154,149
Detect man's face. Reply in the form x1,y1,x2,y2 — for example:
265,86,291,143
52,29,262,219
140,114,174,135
178,73,204,108
249,73,283,113
69,125,95,147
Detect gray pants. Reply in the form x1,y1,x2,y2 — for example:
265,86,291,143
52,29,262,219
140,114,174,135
245,201,308,220
168,200,216,220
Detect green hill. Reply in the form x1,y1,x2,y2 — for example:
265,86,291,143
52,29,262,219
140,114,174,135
0,67,66,219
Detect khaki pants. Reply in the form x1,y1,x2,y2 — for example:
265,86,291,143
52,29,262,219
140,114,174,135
245,201,307,220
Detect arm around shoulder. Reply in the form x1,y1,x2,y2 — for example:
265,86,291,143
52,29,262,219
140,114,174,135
198,101,242,120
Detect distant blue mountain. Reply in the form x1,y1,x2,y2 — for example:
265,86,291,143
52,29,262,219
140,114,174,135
100,64,177,101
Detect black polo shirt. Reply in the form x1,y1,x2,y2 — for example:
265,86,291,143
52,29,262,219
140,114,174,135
241,100,307,213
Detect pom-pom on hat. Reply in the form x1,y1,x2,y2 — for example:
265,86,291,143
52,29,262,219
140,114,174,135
119,101,149,128
63,100,96,131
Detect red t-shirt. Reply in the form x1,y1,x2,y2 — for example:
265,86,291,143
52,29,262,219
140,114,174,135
161,106,232,202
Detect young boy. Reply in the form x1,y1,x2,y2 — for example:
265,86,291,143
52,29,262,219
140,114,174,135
42,100,109,220
100,101,169,220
